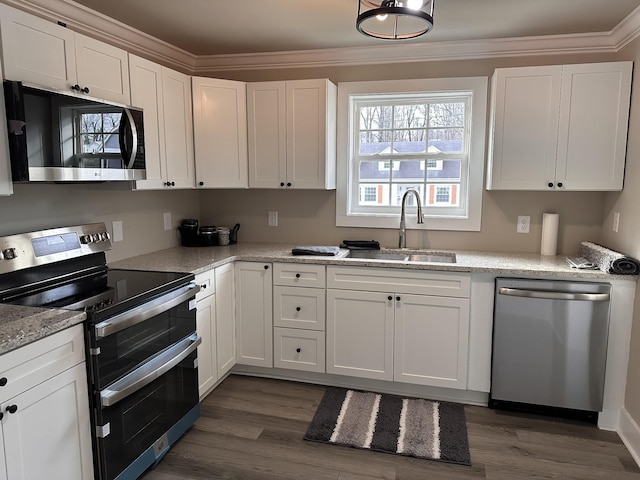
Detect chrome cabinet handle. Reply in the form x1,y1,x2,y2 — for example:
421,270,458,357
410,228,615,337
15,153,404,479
100,333,201,407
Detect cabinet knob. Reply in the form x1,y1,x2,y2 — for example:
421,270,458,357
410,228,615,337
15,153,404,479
296,307,301,312
0,377,7,387
286,182,292,187
81,86,90,94
296,348,301,353
71,84,80,91
557,182,563,188
0,412,3,421
171,182,176,187
396,296,401,302
6,405,17,414
548,182,554,188
388,295,393,301
264,265,269,270
280,182,285,187
201,284,207,289
199,181,204,186
295,273,301,278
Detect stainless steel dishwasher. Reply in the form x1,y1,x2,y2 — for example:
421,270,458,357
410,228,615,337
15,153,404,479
490,278,611,421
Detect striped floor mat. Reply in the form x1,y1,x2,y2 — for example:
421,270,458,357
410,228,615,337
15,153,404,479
303,387,471,465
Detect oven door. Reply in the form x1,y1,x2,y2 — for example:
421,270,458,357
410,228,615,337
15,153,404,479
88,283,198,389
93,333,201,480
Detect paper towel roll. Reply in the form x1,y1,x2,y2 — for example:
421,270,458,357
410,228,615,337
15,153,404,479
541,213,559,256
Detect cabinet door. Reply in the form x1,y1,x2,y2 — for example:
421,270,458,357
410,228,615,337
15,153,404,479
161,67,195,189
286,79,336,189
0,59,13,196
235,262,273,367
0,420,6,480
215,263,236,377
196,293,217,398
274,286,325,330
557,62,632,191
129,54,166,190
247,81,286,188
274,327,325,373
193,77,248,188
0,5,77,91
2,363,93,480
74,32,130,105
394,294,470,389
487,66,561,190
326,289,393,381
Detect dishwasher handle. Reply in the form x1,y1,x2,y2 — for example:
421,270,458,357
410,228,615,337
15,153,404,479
498,287,610,302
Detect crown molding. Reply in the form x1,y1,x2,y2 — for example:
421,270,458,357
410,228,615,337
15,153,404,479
2,0,639,75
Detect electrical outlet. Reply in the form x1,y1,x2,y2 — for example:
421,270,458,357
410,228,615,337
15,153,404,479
112,221,123,242
517,216,530,234
268,211,278,227
163,212,172,231
613,212,620,233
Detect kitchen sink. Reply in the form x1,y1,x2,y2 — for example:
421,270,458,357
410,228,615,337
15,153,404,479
407,253,457,263
346,250,410,261
346,249,457,263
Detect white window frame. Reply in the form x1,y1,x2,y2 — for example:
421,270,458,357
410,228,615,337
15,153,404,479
336,77,487,231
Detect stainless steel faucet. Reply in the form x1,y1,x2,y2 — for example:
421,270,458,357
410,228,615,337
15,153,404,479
398,189,424,249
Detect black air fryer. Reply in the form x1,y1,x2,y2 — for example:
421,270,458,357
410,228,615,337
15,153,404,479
178,219,200,246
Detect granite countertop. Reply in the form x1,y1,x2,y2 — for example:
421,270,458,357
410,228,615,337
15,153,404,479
109,242,638,280
3,242,635,357
0,305,86,356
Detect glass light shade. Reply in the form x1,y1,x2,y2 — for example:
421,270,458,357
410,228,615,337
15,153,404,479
356,0,435,40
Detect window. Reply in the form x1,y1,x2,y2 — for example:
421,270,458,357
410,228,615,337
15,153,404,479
336,77,488,231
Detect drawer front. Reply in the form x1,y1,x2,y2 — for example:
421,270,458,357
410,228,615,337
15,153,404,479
273,286,325,330
273,263,326,288
273,327,325,373
327,266,470,298
0,324,85,402
195,270,215,301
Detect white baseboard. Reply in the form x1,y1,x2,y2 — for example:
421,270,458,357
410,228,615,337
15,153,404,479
619,407,640,468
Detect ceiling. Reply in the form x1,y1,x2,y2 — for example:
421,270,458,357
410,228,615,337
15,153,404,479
70,0,640,57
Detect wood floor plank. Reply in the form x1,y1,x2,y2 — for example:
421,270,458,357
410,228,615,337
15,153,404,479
139,375,640,480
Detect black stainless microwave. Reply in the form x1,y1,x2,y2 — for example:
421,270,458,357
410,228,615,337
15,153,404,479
3,80,146,182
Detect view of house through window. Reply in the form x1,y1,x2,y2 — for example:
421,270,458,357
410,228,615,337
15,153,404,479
78,110,122,155
352,95,469,217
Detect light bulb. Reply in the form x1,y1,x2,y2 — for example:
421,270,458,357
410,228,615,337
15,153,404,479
377,13,388,21
407,0,423,9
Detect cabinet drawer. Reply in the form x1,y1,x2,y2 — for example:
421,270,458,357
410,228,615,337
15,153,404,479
273,327,325,373
0,324,85,402
273,263,325,287
327,266,470,298
273,286,325,330
195,270,215,301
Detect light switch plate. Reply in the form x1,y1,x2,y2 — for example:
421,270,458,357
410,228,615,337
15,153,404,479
163,212,172,231
112,221,123,242
613,212,620,233
268,211,278,227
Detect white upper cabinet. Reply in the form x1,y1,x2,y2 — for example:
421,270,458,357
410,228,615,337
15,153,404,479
0,60,13,196
192,77,248,188
247,79,337,189
487,62,632,191
0,4,130,105
130,55,194,190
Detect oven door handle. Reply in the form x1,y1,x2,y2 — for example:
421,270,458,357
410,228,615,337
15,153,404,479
94,283,200,338
100,332,201,407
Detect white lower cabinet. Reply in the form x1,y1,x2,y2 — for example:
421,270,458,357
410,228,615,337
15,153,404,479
195,264,237,398
0,325,93,480
326,289,394,381
235,262,273,367
326,266,471,389
274,327,325,373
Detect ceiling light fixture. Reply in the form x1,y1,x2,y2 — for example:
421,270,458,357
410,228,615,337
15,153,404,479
356,0,435,40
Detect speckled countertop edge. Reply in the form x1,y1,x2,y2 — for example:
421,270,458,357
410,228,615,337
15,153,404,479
0,305,86,356
109,242,638,281
4,242,636,356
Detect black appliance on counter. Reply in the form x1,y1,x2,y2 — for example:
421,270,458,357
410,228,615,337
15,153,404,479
178,218,239,247
0,223,201,480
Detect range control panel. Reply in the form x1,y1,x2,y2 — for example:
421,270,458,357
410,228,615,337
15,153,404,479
0,223,112,274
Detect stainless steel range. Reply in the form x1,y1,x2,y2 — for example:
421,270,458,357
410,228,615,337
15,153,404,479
0,223,201,480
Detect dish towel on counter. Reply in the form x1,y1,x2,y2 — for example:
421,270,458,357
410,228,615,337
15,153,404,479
291,246,341,256
577,241,640,275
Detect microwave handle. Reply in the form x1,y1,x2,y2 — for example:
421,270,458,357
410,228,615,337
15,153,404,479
100,333,201,407
119,108,138,168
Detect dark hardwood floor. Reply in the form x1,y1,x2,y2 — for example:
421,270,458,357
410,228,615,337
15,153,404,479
141,375,640,479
